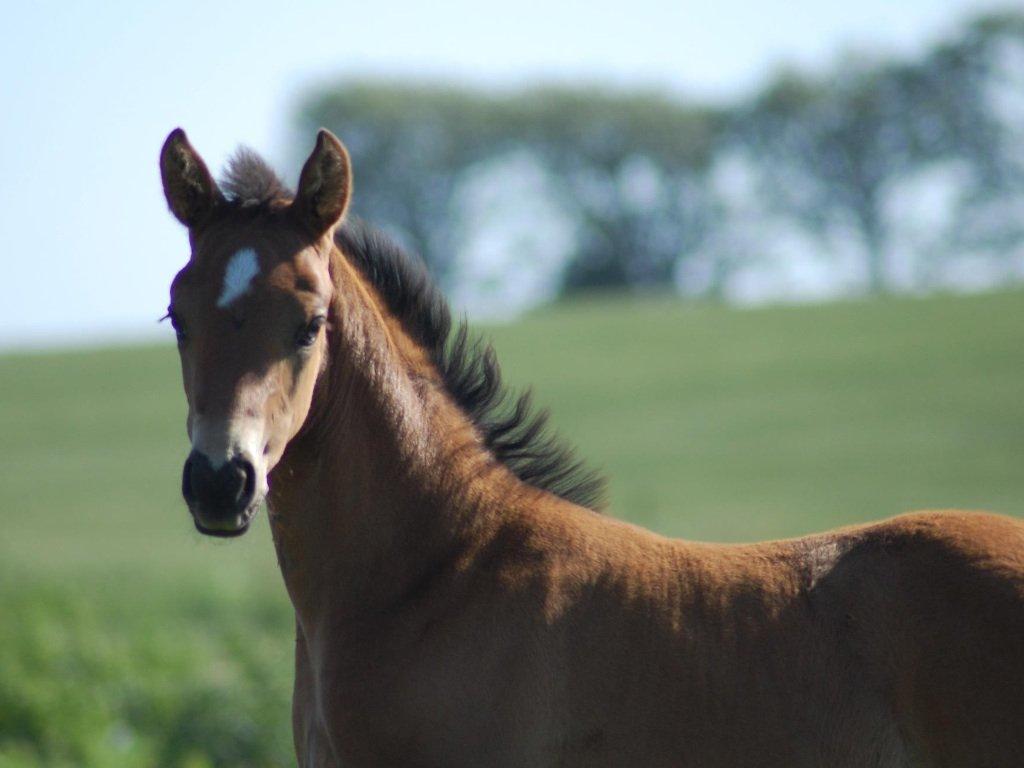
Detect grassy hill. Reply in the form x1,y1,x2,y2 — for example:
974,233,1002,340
1,290,1022,766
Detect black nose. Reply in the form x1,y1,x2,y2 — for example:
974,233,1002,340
182,450,256,518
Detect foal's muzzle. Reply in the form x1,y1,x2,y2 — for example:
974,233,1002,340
182,450,258,537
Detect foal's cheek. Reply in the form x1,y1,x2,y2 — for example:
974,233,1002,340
297,351,321,406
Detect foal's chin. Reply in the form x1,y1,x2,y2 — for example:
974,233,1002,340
190,503,261,538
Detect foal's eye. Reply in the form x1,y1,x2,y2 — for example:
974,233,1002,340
295,315,326,348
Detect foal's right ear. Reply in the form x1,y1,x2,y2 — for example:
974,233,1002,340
160,128,221,227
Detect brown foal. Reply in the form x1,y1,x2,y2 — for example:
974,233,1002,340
161,127,1024,767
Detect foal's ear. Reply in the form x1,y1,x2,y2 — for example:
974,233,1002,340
293,129,352,236
160,128,221,227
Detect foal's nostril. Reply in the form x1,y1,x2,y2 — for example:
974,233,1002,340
182,455,196,504
232,456,257,507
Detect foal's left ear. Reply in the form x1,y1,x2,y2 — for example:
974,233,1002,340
293,129,352,237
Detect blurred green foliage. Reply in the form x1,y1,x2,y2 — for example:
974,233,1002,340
0,575,293,767
2,291,1023,765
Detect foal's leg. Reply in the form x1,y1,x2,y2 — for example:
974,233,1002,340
293,621,341,768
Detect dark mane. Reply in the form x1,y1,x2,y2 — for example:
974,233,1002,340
218,150,605,509
335,220,606,510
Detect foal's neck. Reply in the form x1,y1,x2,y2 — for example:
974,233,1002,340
267,243,520,631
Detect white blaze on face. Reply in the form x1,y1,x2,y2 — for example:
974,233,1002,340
217,248,260,308
193,245,269,498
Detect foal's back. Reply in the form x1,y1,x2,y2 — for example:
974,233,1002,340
508,507,1024,767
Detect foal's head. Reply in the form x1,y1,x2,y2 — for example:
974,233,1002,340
160,128,351,536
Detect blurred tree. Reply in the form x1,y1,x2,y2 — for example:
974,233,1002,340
297,83,504,282
927,13,1024,271
504,87,722,292
731,11,1024,295
295,9,1024,303
736,61,922,293
296,83,721,293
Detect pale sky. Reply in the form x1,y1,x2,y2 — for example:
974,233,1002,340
0,0,1005,348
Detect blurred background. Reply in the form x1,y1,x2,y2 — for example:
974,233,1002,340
1,1,1022,765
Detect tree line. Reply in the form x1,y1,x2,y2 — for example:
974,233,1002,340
293,11,1024,306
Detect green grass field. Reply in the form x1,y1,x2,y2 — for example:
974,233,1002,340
2,291,1022,766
